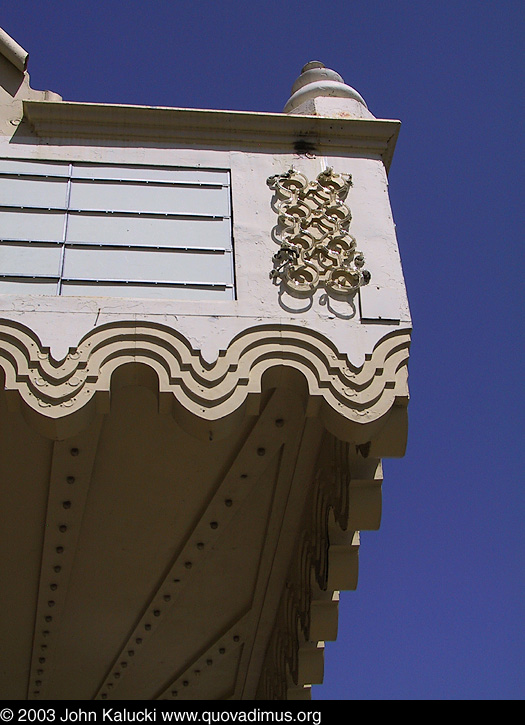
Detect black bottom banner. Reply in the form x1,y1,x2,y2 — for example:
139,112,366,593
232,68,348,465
0,701,339,725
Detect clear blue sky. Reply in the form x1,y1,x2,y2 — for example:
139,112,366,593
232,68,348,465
2,0,523,701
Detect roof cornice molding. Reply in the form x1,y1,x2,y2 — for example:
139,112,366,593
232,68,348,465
0,27,28,72
21,100,400,169
0,318,410,446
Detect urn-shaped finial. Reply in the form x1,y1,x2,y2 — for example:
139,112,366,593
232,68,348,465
284,61,373,119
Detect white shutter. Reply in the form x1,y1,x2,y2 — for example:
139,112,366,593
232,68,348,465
0,159,235,301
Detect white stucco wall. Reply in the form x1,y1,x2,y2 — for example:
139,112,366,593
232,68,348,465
0,134,410,365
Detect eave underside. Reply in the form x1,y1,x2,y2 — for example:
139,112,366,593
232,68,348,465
1,378,384,701
0,321,408,700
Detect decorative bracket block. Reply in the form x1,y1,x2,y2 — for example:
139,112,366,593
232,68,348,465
267,167,370,295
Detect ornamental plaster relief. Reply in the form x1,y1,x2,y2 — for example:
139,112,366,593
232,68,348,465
267,167,370,295
0,318,410,447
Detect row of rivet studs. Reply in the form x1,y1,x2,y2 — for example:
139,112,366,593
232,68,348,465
161,632,243,699
98,497,244,699
30,446,81,698
96,415,286,700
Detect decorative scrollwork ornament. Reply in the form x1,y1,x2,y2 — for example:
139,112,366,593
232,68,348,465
267,167,370,295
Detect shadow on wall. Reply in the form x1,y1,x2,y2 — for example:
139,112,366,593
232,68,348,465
277,282,358,320
0,53,24,97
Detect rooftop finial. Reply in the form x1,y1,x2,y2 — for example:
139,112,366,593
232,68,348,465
300,61,326,73
284,61,374,119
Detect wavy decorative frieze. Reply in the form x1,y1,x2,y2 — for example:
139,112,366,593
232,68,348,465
267,167,370,295
0,320,409,439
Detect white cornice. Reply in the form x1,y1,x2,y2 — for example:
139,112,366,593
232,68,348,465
0,27,28,72
21,100,400,170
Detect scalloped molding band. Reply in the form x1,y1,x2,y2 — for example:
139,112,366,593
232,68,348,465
0,319,410,444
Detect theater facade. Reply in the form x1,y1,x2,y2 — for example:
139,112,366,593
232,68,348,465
0,29,411,700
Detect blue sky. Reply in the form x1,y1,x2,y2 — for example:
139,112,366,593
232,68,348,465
2,1,523,701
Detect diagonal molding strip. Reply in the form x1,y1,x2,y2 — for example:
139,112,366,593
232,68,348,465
238,417,324,699
155,611,250,700
93,389,302,700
